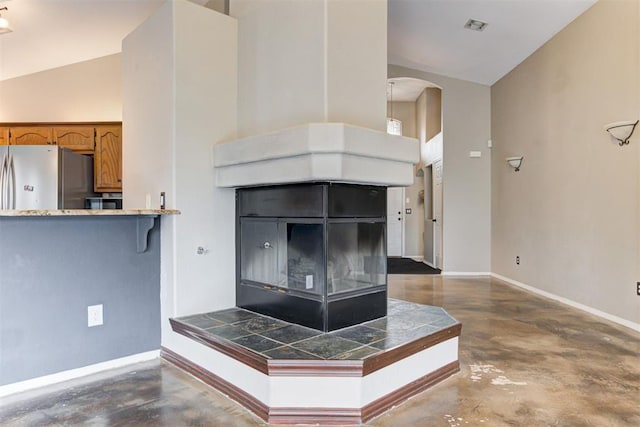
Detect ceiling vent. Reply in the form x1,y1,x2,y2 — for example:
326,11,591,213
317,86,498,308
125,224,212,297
464,19,488,32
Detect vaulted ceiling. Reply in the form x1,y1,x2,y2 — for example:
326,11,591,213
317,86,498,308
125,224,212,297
0,0,596,86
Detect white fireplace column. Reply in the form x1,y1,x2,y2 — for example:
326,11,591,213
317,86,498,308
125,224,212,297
218,0,419,188
231,0,389,137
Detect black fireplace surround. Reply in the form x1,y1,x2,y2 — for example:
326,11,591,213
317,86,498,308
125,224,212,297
236,183,387,332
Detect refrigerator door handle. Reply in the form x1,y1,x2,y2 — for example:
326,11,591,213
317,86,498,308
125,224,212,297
0,153,8,209
8,153,16,209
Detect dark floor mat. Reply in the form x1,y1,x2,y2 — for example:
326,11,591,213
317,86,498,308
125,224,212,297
387,258,441,274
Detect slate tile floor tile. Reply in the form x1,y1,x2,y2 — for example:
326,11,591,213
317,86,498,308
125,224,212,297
330,345,380,360
330,325,387,345
174,299,458,361
205,308,260,324
202,324,251,340
231,334,282,353
234,316,289,334
291,334,363,359
260,324,322,344
263,345,320,360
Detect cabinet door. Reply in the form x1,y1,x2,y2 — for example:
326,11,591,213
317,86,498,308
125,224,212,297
54,126,95,153
94,126,122,192
10,127,53,145
0,127,8,145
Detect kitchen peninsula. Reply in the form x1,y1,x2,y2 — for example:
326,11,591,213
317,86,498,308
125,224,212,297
0,209,178,390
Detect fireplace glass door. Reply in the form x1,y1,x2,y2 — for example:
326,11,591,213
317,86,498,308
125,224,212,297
327,222,386,294
240,219,324,296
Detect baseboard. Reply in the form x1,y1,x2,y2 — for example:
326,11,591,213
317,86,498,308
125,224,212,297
491,273,640,332
441,271,491,277
0,350,160,398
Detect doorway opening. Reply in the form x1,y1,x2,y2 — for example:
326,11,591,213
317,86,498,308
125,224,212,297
386,77,443,270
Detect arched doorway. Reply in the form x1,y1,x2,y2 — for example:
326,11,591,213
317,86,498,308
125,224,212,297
386,77,443,269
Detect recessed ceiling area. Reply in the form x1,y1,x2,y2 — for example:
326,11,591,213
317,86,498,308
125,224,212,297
388,0,596,85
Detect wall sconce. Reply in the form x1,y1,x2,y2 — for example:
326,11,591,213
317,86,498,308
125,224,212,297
506,156,523,172
604,120,638,146
0,7,12,35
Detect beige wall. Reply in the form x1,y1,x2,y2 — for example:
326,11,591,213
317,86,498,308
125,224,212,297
388,101,416,138
0,54,122,122
417,87,443,166
491,0,639,326
389,65,491,273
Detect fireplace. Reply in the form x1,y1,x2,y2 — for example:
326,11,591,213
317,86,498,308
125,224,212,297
236,183,387,331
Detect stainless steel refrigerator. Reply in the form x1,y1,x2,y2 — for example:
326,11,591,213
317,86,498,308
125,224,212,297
0,146,95,209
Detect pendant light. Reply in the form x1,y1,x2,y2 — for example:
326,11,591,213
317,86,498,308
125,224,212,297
387,81,402,136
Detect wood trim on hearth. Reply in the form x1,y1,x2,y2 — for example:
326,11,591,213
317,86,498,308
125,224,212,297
161,347,270,422
362,323,462,375
267,407,363,425
361,360,460,422
161,347,460,425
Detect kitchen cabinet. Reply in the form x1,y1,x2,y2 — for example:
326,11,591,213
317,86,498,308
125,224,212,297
1,122,123,193
9,126,52,145
94,126,122,192
0,127,8,145
9,126,95,153
54,126,95,153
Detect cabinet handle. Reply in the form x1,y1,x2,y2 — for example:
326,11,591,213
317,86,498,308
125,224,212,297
262,242,272,249
117,179,122,182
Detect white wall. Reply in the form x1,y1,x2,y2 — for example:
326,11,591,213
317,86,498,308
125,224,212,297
122,0,238,352
389,65,491,273
491,0,639,326
0,54,122,122
231,0,387,137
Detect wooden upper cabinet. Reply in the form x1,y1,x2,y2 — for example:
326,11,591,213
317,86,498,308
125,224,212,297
54,126,95,153
0,127,8,145
10,127,53,145
95,126,122,192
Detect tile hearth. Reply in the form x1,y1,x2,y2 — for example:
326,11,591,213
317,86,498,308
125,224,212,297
166,298,461,424
172,299,458,362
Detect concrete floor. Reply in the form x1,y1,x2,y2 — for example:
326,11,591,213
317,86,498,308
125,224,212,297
1,275,639,426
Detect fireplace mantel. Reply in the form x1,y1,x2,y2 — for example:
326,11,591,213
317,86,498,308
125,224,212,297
213,123,419,188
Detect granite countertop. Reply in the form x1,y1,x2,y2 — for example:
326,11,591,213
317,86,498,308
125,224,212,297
0,209,180,217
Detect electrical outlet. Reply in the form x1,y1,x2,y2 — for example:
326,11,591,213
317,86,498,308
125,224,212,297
88,304,103,327
516,256,520,265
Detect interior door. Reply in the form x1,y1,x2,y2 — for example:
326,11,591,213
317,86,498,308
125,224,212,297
433,160,443,269
386,187,403,257
423,165,435,266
